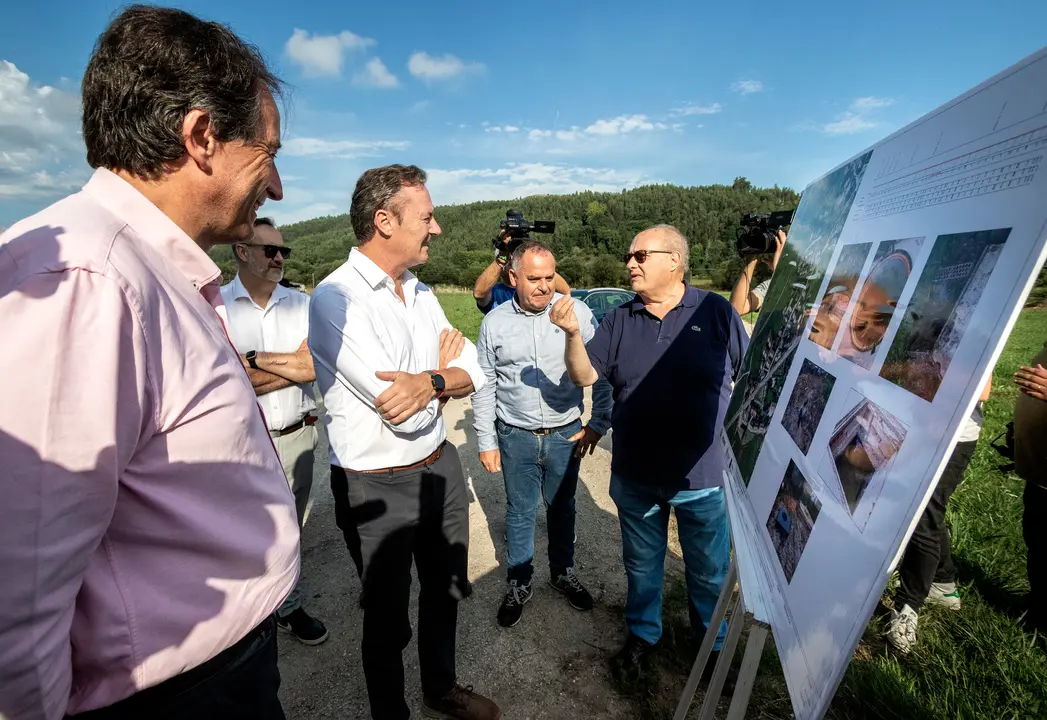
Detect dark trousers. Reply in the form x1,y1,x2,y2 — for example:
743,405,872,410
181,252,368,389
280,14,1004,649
69,617,283,720
895,440,977,612
331,442,470,720
497,419,580,584
1024,482,1047,627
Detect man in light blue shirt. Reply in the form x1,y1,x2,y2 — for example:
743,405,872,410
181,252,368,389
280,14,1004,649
473,240,613,628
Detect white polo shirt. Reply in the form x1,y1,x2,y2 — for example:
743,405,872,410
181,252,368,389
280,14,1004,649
221,273,316,431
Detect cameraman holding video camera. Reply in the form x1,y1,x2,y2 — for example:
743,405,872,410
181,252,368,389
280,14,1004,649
729,221,788,318
474,210,570,314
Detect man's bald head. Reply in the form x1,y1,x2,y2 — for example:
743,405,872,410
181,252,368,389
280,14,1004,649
635,224,689,276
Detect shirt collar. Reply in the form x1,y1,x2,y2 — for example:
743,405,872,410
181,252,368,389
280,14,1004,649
348,246,418,292
82,168,222,290
230,272,290,308
628,282,697,315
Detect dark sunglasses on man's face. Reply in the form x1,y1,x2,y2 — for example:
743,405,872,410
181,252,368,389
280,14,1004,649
622,249,673,264
244,243,291,259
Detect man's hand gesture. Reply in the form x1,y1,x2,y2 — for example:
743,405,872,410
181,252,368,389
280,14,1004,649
479,449,502,473
374,372,434,425
439,328,464,370
549,296,580,336
568,425,602,458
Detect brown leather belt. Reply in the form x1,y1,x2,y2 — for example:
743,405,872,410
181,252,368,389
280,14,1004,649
343,444,443,475
271,414,317,438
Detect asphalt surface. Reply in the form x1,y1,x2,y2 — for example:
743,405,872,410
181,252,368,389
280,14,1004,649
277,392,644,719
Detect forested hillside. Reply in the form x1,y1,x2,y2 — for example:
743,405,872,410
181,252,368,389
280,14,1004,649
210,177,799,289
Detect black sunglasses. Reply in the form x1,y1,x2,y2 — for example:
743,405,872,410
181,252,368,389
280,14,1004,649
242,243,291,259
622,249,673,264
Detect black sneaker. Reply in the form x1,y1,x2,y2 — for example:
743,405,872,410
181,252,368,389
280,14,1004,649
549,568,594,611
276,608,329,645
609,633,656,682
496,580,533,628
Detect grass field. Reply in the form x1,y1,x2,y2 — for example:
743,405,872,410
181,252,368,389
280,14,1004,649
437,288,1047,719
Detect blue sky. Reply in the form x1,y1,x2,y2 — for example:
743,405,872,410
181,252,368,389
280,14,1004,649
2,0,1046,228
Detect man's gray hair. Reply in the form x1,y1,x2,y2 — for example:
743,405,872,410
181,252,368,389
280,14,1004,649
510,239,554,274
646,224,690,273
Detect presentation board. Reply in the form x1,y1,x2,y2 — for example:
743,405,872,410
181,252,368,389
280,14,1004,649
721,47,1047,718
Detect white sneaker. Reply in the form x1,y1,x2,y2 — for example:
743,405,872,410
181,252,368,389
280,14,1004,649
886,604,919,654
925,582,962,611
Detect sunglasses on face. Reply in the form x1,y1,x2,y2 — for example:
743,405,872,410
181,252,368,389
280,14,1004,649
242,243,291,259
622,249,673,264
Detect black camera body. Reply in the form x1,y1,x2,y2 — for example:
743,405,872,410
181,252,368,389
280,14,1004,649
493,209,555,256
736,209,795,256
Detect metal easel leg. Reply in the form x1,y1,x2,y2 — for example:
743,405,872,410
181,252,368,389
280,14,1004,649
672,559,738,720
725,621,769,720
697,586,748,720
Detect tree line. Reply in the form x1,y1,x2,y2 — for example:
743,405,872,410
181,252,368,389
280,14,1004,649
208,178,1047,301
210,177,799,291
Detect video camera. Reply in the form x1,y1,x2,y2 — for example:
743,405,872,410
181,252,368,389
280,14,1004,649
493,209,555,257
736,209,795,256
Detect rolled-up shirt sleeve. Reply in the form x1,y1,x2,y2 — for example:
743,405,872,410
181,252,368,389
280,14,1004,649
309,286,439,434
471,319,499,452
0,269,148,720
432,300,486,395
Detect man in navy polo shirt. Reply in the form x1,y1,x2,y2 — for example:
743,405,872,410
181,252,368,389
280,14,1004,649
549,224,748,680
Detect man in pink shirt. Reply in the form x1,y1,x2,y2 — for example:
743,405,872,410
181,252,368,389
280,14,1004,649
0,7,298,720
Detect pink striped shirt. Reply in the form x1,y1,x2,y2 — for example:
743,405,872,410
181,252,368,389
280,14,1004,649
0,169,300,719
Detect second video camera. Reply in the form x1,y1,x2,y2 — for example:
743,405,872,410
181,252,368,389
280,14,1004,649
494,209,555,256
736,209,794,256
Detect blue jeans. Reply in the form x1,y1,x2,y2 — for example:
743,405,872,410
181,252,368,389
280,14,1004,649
497,418,581,584
609,474,730,649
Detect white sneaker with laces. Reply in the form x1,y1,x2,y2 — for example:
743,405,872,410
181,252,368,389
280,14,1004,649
886,604,919,654
925,582,962,610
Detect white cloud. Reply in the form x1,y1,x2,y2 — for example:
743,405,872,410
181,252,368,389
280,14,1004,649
282,137,411,158
822,114,877,135
817,97,896,135
851,96,896,111
426,162,657,204
731,80,764,95
409,100,431,114
671,102,722,117
585,114,659,135
269,202,341,226
407,52,485,82
284,29,376,77
352,57,399,88
503,125,519,133
528,129,552,140
0,60,87,203
555,128,582,142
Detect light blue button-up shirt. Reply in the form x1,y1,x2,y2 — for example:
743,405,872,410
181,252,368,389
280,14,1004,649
473,292,613,453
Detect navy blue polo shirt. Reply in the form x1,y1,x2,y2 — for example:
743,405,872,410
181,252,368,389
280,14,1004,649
585,284,748,490
478,282,515,315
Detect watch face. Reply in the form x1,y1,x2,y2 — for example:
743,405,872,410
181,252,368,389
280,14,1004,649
432,373,446,392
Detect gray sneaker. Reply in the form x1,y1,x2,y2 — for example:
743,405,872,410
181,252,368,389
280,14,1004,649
886,604,918,654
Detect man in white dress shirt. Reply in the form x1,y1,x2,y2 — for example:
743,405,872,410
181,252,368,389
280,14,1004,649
309,165,501,720
221,217,329,646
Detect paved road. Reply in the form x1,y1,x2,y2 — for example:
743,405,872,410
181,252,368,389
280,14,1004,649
277,392,647,719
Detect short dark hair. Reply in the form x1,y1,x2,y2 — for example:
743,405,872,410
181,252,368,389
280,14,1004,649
510,239,554,273
82,5,282,178
350,164,428,243
253,216,276,229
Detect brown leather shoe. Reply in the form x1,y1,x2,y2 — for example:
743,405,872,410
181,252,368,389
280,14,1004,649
421,684,501,720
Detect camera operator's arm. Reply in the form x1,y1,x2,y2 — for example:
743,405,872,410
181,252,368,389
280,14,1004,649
730,257,762,315
473,255,507,309
553,272,571,295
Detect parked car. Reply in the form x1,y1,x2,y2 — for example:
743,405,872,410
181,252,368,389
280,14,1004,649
570,287,634,323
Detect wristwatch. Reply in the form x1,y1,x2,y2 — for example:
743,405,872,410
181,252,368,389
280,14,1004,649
245,350,259,370
425,370,446,399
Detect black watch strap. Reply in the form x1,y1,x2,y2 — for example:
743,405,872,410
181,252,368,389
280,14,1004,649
246,350,259,370
425,370,446,398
